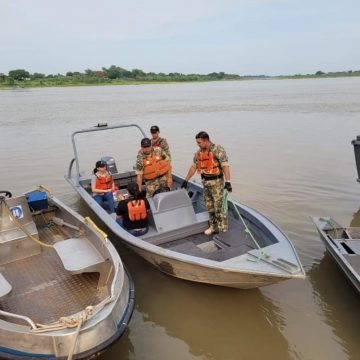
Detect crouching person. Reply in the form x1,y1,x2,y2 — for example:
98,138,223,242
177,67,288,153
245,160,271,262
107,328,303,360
116,182,150,237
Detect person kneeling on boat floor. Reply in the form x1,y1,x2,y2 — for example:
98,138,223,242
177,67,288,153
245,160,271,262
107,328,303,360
135,137,173,197
91,160,116,214
116,182,150,236
182,131,232,235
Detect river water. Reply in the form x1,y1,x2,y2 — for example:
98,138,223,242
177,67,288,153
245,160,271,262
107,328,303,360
1,78,360,360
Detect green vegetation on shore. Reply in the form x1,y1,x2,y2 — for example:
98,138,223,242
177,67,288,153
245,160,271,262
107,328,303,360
0,65,244,89
1,66,360,89
276,70,360,79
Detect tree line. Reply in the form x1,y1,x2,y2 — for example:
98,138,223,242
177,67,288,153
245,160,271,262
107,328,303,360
0,65,244,87
1,66,359,88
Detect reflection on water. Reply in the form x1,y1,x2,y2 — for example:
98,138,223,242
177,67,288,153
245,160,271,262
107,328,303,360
1,78,360,360
307,254,360,359
104,249,292,360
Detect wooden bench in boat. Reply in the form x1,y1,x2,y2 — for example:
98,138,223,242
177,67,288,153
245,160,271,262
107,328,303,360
0,272,11,299
53,238,112,288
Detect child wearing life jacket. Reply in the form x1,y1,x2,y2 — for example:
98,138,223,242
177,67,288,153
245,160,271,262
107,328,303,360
91,160,116,213
116,182,150,236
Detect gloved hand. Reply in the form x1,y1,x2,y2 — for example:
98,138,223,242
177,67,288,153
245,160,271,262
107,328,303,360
224,182,232,192
181,180,188,189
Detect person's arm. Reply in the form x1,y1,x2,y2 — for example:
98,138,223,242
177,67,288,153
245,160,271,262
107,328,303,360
162,138,171,161
116,201,125,219
184,165,196,182
160,148,172,188
166,162,173,188
137,174,143,192
135,151,144,192
216,145,232,192
181,165,196,188
223,165,231,182
111,174,116,191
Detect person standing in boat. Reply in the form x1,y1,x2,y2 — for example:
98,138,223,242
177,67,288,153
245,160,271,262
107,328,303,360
116,182,150,236
150,125,171,160
182,131,232,235
91,160,116,213
135,137,173,197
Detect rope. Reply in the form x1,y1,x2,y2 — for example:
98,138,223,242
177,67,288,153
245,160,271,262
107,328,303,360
32,295,115,360
0,198,53,248
222,189,269,261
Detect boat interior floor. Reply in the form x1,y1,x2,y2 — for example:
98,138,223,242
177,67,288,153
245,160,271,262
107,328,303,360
0,220,108,326
160,220,262,262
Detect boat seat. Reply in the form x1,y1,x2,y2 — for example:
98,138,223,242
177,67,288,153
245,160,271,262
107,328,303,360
0,272,12,298
0,195,41,265
148,189,198,233
54,238,113,288
143,189,209,244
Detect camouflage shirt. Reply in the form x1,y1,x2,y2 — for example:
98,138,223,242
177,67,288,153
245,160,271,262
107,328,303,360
151,137,171,160
135,147,170,175
192,142,229,173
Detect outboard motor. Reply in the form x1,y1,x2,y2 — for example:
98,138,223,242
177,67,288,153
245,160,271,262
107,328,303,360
101,156,118,174
351,135,360,182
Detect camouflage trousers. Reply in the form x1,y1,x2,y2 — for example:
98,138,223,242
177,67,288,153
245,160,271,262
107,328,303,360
145,174,169,197
202,177,228,232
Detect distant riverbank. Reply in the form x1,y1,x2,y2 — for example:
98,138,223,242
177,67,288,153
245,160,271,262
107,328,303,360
1,67,359,90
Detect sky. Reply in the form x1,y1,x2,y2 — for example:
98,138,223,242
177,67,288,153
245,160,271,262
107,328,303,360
1,0,360,76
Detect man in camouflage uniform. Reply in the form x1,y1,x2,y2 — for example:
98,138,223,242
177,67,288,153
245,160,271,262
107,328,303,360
136,137,172,197
150,125,171,160
182,131,232,235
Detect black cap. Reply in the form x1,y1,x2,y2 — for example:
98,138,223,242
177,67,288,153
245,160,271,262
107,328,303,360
141,138,152,148
150,125,159,133
95,160,107,168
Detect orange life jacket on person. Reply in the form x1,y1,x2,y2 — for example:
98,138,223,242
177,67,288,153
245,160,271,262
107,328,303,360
196,151,221,175
127,200,147,221
143,155,170,180
95,172,113,190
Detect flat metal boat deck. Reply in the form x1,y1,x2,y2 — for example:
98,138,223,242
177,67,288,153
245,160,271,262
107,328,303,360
0,216,108,325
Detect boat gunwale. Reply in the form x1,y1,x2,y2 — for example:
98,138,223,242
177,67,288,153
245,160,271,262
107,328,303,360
312,217,360,286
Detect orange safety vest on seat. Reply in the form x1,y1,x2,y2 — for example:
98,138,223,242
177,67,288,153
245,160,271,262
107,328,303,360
143,155,170,180
95,172,113,190
196,151,221,175
127,200,147,221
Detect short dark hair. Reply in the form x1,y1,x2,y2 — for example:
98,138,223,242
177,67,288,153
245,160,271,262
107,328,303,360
127,182,138,195
195,131,209,140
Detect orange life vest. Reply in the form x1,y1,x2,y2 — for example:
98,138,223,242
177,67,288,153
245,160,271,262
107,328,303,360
197,151,221,175
95,172,113,190
127,200,147,221
143,155,170,180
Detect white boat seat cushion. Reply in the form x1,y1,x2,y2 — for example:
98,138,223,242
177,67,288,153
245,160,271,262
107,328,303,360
54,238,112,288
0,272,12,298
